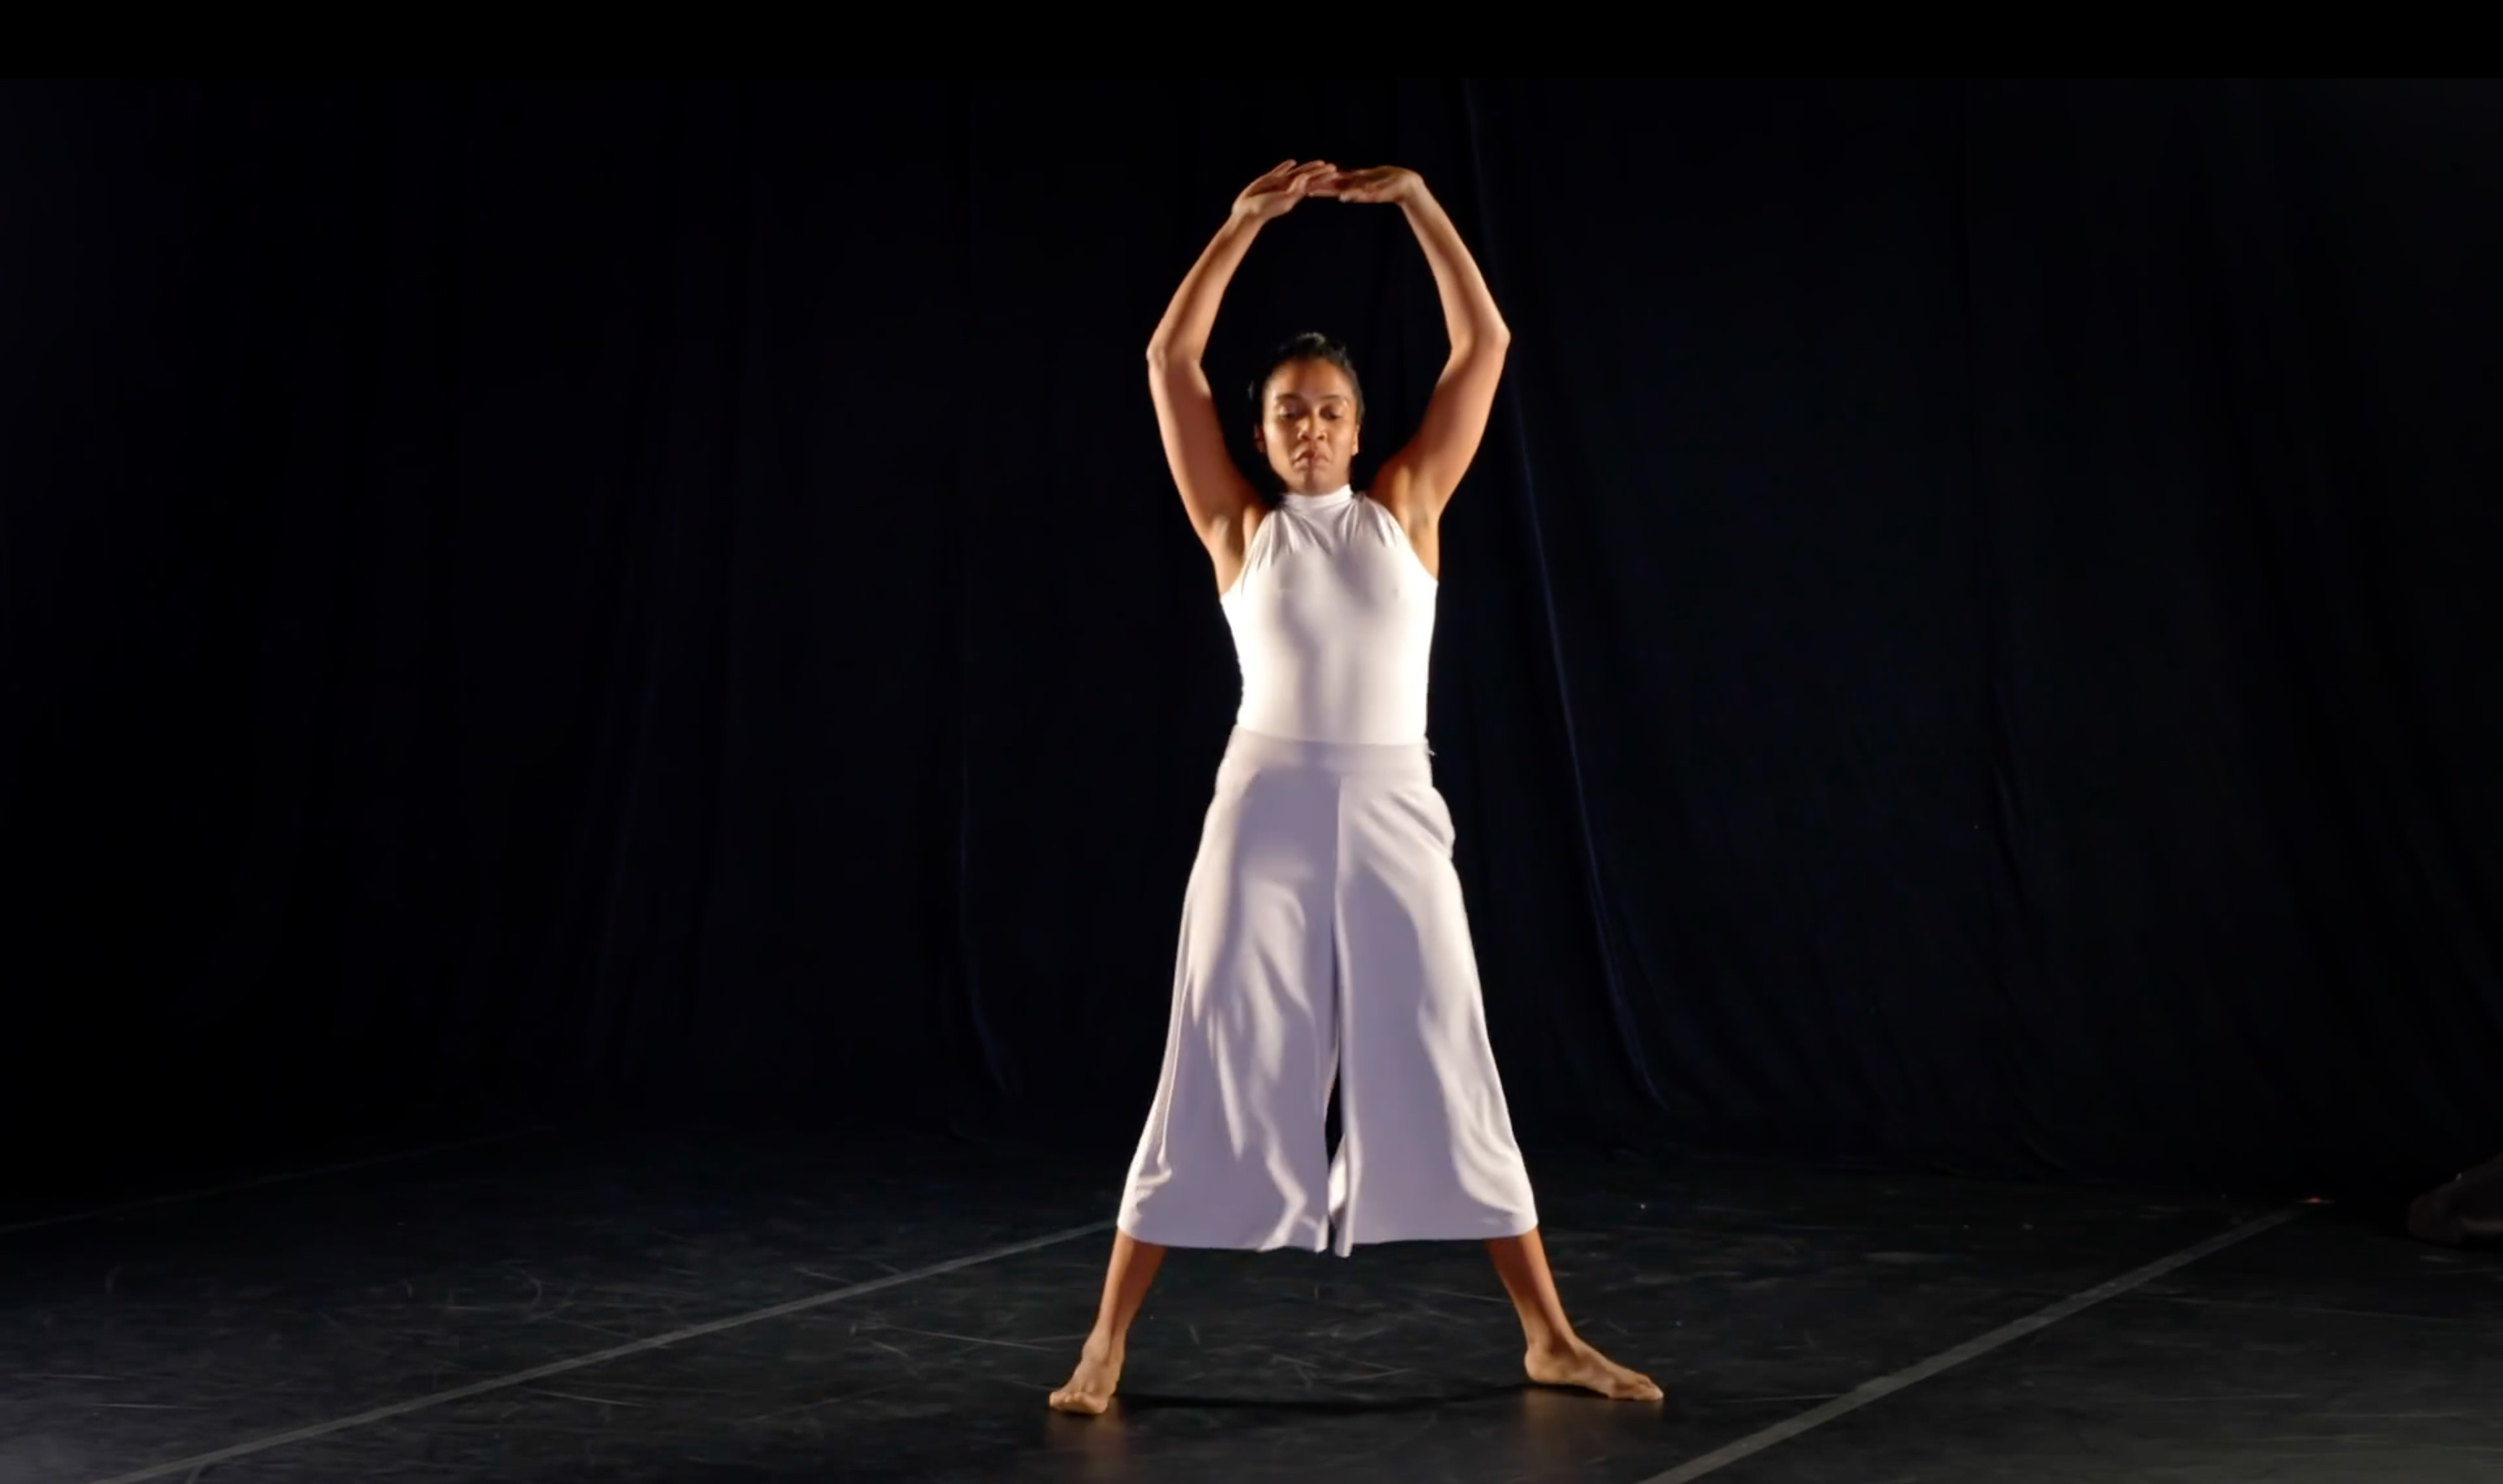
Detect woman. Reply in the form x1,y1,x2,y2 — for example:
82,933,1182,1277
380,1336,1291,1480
1049,161,1659,1414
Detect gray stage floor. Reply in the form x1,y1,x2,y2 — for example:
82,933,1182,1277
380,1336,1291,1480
5,1127,2496,1482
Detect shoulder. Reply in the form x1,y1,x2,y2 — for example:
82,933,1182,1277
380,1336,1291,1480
1364,467,1436,539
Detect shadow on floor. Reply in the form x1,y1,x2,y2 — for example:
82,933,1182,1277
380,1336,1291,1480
1109,1382,1530,1415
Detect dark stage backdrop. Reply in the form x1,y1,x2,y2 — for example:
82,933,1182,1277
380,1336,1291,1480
4,80,2497,1201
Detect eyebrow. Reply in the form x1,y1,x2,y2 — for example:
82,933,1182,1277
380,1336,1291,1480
1272,393,1351,404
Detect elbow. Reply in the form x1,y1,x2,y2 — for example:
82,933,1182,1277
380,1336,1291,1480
1455,322,1512,361
1145,341,1173,374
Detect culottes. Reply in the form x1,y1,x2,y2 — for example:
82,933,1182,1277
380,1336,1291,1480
1117,727,1538,1256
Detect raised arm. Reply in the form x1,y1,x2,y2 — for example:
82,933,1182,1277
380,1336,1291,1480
1316,168,1510,529
1148,160,1337,591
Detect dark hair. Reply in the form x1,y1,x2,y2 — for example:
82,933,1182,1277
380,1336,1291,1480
1248,332,1364,423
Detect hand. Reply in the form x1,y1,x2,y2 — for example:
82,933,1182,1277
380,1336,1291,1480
1232,159,1338,223
1311,165,1423,206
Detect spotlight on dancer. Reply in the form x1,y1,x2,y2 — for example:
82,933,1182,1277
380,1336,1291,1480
1047,160,1661,1415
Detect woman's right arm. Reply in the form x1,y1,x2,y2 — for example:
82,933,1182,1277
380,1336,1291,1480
1147,160,1334,589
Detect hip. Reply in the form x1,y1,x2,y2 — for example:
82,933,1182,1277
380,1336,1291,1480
1217,726,1434,785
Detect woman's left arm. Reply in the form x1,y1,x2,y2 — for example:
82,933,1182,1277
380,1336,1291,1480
1318,167,1511,526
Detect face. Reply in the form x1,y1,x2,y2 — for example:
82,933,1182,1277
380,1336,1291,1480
1253,359,1361,495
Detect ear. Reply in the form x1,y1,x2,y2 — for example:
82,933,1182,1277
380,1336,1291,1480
1252,425,1266,451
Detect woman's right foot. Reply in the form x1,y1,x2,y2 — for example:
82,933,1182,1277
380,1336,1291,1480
1047,1338,1123,1415
1525,1335,1663,1401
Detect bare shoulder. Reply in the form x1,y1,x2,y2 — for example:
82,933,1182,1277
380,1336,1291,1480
1365,465,1442,580
1205,500,1271,596
1369,460,1436,535
1225,498,1273,557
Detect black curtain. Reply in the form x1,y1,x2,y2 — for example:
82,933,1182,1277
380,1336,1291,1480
4,79,2496,1201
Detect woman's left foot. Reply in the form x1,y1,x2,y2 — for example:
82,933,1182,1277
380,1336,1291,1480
1525,1337,1663,1401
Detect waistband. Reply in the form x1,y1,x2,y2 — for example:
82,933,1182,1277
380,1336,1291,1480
1219,726,1434,779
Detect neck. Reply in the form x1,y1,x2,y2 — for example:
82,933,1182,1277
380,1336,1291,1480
1282,482,1352,502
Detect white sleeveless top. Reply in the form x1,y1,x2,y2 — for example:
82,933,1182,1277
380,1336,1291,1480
1220,487,1437,745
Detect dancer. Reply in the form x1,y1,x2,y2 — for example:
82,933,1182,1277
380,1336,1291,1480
1049,161,1659,1414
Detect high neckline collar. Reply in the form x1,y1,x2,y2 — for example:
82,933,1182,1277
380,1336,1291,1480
1280,486,1355,511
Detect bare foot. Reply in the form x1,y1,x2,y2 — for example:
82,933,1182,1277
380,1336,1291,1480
1047,1338,1123,1415
1526,1336,1663,1401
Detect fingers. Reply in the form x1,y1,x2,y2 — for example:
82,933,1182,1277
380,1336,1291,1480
1310,166,1378,199
1315,168,1414,205
1244,159,1344,209
1280,162,1337,203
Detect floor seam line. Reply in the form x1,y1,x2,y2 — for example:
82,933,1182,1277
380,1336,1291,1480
77,1218,1117,1484
1633,1206,2305,1484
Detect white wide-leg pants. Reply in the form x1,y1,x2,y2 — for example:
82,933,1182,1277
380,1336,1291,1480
1117,728,1538,1256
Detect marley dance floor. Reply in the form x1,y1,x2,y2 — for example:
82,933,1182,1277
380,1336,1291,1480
4,1124,2499,1482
